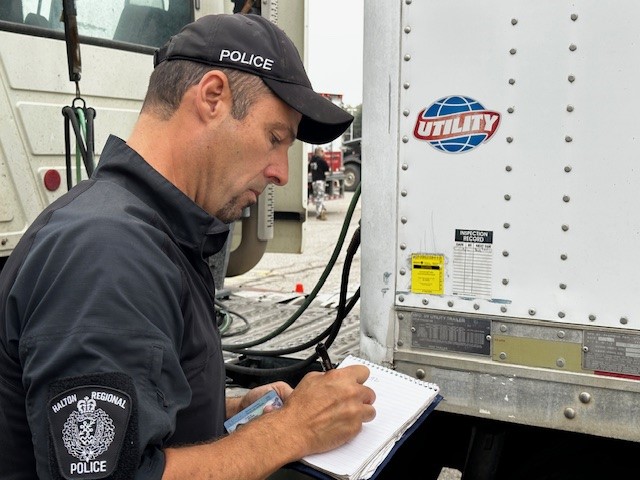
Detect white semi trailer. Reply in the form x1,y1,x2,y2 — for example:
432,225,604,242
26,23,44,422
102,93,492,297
359,1,640,477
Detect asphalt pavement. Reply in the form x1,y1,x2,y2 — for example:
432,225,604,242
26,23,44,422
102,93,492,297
224,191,362,301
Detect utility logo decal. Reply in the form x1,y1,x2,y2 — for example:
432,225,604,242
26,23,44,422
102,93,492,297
48,386,131,479
414,95,501,153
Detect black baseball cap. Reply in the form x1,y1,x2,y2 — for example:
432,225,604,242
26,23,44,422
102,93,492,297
154,13,353,144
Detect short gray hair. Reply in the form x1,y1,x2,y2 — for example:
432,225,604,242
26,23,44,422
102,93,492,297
142,59,272,120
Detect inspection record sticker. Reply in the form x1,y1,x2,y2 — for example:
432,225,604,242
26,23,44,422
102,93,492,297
224,390,283,433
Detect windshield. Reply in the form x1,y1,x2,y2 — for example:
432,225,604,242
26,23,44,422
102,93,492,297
1,0,192,48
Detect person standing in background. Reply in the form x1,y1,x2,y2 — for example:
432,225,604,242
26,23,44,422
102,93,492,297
232,0,261,15
309,146,330,220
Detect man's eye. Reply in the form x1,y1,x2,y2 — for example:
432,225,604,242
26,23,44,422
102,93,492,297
270,134,281,146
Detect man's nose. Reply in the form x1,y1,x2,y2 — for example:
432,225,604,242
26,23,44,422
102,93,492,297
266,152,289,186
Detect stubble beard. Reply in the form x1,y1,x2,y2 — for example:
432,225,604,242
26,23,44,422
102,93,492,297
216,195,255,224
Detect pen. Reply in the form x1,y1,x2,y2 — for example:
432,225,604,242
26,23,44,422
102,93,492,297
316,342,335,371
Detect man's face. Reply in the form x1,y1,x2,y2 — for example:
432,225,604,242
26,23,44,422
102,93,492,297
199,93,301,223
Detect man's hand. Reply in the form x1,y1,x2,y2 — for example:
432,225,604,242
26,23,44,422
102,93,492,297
272,365,377,454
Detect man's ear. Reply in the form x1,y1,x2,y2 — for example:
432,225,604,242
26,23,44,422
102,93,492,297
195,70,232,122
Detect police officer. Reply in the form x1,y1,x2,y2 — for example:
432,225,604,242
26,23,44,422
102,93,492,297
0,14,375,479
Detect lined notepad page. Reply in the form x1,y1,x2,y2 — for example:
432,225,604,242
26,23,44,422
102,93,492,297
301,355,440,479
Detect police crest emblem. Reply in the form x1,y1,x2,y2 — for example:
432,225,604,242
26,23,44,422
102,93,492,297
48,386,131,479
62,396,116,462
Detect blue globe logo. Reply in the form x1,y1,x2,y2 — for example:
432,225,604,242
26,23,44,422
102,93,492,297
414,95,501,153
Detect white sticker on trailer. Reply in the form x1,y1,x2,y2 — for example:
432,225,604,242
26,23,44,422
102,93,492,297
453,229,493,298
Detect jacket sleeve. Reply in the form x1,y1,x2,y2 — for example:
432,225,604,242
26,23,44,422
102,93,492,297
14,215,189,479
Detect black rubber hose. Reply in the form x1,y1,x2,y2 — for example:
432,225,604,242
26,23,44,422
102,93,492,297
83,107,96,176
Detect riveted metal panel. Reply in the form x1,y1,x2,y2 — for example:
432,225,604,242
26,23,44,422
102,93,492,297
393,0,640,327
361,0,640,441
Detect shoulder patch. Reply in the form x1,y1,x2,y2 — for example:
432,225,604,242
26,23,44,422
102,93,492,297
48,385,132,479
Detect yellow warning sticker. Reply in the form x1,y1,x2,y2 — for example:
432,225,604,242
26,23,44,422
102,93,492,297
411,254,444,294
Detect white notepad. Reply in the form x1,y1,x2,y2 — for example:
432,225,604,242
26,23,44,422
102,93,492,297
298,355,441,480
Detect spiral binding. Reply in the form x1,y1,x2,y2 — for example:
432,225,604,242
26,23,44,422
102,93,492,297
341,355,439,391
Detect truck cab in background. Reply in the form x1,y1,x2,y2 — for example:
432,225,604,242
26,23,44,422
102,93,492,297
341,135,361,192
0,0,308,280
